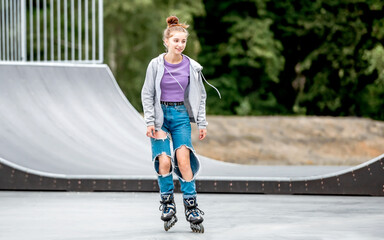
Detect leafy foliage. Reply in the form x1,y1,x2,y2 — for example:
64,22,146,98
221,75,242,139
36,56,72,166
194,0,288,115
103,0,384,120
193,0,384,119
268,0,384,118
104,0,204,111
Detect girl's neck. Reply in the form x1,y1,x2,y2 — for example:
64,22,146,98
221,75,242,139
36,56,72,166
164,53,183,64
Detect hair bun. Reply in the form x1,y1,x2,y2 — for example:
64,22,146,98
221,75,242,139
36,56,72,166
166,16,179,27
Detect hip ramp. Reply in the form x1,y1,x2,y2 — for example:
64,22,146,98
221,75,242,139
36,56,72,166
0,63,383,195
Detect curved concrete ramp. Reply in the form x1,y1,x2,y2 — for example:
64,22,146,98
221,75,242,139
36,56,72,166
0,63,383,195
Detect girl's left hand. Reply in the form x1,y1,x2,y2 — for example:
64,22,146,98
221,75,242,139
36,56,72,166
199,129,207,140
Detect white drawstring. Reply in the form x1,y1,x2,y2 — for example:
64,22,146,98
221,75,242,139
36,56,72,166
164,65,185,91
164,64,221,99
201,72,221,99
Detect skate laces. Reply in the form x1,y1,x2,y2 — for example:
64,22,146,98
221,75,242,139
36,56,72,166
159,203,175,213
184,198,204,218
187,206,205,218
159,197,175,214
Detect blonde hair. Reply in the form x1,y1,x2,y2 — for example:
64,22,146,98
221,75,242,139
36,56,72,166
163,16,189,41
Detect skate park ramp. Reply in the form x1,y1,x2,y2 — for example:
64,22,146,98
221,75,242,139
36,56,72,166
0,63,383,195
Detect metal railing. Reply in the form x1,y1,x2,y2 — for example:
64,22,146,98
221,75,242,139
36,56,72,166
0,0,103,63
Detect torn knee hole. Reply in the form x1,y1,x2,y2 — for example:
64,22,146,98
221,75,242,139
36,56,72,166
175,145,192,154
154,130,168,140
178,145,188,150
154,137,167,141
157,130,168,136
177,144,193,150
156,152,171,160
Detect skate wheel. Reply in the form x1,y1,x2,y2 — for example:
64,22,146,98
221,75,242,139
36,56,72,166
190,223,204,233
164,216,177,231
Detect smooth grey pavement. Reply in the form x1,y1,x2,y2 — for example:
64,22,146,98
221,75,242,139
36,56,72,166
0,191,383,240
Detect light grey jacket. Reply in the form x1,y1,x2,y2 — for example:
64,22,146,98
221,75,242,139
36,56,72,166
141,53,208,130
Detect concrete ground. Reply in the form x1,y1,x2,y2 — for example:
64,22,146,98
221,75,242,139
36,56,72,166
0,191,383,240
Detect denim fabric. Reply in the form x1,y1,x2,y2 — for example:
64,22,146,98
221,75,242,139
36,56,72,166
157,173,174,195
151,103,200,197
180,179,197,198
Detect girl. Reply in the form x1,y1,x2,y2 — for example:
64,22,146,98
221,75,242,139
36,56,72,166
141,16,219,233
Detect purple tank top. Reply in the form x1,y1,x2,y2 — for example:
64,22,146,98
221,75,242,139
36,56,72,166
160,56,190,102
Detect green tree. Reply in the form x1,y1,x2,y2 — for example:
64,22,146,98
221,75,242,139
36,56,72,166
102,0,384,120
194,0,286,115
196,0,384,120
104,0,205,111
267,0,384,118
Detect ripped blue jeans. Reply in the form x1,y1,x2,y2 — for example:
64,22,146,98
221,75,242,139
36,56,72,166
151,103,200,199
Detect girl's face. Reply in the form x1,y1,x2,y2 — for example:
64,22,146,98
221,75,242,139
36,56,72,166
164,31,187,55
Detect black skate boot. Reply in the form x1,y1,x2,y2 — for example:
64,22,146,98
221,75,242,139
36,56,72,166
183,197,205,233
159,194,177,231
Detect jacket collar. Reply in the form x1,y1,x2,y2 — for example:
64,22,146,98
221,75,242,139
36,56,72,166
156,53,203,72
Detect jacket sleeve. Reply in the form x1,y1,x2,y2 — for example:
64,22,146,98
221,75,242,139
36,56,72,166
196,72,208,129
141,60,156,127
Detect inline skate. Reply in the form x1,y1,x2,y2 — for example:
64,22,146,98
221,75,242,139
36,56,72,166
159,194,178,231
183,197,204,233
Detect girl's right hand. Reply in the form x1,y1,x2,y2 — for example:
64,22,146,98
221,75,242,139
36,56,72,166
146,126,155,138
